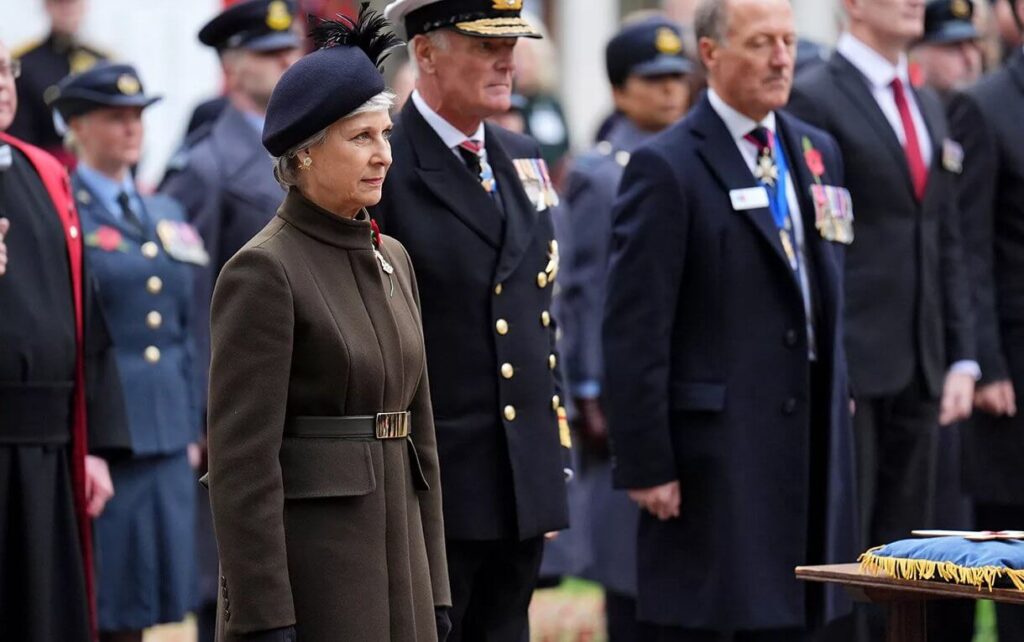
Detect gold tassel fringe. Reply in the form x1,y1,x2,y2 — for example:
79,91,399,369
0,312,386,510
858,547,1024,592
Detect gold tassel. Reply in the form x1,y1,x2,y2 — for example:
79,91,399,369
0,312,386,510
858,550,1024,593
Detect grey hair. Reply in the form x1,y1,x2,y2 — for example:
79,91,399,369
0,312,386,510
407,29,451,78
694,0,729,44
272,89,396,189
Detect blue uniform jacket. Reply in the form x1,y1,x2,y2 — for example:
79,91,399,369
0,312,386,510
74,173,202,455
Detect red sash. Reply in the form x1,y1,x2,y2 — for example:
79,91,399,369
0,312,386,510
0,133,95,638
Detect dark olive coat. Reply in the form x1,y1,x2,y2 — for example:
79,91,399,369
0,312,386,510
206,189,450,642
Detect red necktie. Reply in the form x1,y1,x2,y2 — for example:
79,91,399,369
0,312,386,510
890,77,928,201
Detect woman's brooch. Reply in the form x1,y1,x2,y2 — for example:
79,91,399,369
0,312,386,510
370,219,395,297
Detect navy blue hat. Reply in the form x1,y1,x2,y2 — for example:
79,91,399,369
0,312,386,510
921,0,979,44
384,0,542,39
606,18,692,87
262,5,402,157
199,0,301,52
49,62,161,121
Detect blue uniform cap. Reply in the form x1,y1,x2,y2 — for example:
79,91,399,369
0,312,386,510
606,18,693,87
199,0,302,52
49,62,161,122
921,0,979,45
262,5,402,157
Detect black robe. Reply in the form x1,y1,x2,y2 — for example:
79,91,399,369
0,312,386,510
0,145,129,641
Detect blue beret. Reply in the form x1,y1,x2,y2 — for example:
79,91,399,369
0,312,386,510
606,18,692,87
49,62,161,121
262,6,402,157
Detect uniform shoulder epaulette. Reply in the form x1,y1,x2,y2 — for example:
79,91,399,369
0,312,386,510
11,38,42,59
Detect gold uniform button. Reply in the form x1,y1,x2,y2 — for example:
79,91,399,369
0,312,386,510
494,283,503,295
549,353,557,370
69,225,79,239
146,276,163,294
552,395,560,411
146,311,162,330
537,272,549,288
500,363,514,379
144,346,161,364
541,311,551,327
141,241,159,259
496,319,509,336
503,405,517,421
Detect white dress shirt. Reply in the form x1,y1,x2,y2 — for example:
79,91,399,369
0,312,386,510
836,33,932,166
411,90,488,164
708,89,816,359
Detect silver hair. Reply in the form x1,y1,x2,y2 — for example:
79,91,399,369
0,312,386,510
272,89,396,189
406,29,451,78
694,0,729,44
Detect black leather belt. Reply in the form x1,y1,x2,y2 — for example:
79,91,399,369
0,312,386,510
0,382,74,445
286,412,411,440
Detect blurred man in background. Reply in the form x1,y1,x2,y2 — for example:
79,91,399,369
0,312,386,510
912,0,984,98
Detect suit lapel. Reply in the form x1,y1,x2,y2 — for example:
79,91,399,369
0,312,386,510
830,53,915,195
912,85,946,202
487,127,540,283
691,97,792,273
401,104,503,248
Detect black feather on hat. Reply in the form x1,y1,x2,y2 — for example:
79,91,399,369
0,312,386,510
262,3,403,157
310,3,403,68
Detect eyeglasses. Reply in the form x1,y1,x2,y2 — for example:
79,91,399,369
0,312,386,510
0,59,22,80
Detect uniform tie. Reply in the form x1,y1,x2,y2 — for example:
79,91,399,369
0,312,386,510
456,139,497,196
890,77,928,201
117,191,143,230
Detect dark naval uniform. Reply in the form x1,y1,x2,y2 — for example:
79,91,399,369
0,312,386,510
10,33,106,163
0,134,130,642
373,96,571,640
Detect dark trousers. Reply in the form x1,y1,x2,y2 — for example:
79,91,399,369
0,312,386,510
446,536,545,642
977,503,1024,640
637,624,810,642
606,590,642,642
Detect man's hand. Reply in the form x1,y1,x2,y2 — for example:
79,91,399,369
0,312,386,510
0,217,9,276
572,396,608,454
628,481,681,521
975,380,1017,417
940,371,976,426
84,455,114,518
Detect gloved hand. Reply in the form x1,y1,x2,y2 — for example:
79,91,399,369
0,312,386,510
242,626,297,642
435,607,452,642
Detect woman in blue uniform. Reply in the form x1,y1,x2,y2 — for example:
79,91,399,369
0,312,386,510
51,63,205,642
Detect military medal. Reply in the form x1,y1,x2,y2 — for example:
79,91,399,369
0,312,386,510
754,151,778,187
370,219,395,297
779,220,798,271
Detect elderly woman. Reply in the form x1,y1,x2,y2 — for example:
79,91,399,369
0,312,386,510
206,8,450,642
49,63,203,642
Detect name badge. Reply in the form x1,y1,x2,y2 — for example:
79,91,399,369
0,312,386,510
810,184,855,245
157,220,210,266
729,187,770,211
942,139,964,174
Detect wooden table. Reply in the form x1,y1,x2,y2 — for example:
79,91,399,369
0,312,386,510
796,564,1024,642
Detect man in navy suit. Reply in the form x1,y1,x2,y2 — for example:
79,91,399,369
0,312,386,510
603,0,857,639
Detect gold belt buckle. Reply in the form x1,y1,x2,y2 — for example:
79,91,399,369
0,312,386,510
375,411,411,439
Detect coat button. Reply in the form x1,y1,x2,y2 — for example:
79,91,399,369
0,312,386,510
540,311,551,327
141,241,159,259
496,319,509,335
782,397,798,415
552,395,560,411
146,311,162,330
494,283,503,295
503,405,517,421
69,225,79,239
537,272,549,288
147,276,163,294
548,353,557,370
784,329,798,348
144,346,161,364
500,363,514,379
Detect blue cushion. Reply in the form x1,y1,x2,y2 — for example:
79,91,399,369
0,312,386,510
859,537,1024,591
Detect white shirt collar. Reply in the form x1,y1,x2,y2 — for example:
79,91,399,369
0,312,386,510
836,32,911,90
707,88,776,143
410,89,486,149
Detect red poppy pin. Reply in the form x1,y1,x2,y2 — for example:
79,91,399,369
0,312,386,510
802,136,825,183
370,218,383,249
86,225,128,252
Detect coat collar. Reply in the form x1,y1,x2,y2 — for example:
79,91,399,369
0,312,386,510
277,188,375,251
211,103,271,181
71,172,152,240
